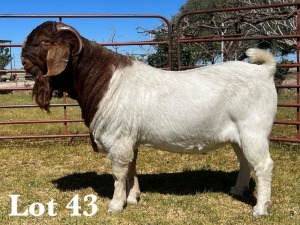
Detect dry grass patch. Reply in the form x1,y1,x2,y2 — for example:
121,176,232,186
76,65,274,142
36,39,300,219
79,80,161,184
0,139,299,224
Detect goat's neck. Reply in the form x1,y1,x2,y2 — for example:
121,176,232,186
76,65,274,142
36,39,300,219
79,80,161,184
71,39,132,126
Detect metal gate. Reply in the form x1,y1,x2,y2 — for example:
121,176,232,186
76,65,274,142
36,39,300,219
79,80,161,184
0,3,300,143
0,14,172,139
174,2,300,143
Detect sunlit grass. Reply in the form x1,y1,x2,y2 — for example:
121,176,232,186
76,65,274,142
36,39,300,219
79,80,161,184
0,139,299,224
0,93,87,137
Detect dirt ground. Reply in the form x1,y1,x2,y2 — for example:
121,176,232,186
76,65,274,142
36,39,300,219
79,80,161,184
0,80,34,94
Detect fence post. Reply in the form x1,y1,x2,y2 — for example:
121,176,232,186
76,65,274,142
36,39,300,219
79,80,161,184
63,92,68,135
297,4,300,139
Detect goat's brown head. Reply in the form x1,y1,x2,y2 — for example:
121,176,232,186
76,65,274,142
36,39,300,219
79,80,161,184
21,21,83,111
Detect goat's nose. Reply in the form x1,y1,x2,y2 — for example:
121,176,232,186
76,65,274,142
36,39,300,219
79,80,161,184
21,57,28,67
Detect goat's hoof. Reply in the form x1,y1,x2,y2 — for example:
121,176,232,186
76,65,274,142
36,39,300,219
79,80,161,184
127,196,139,205
253,206,268,217
107,201,124,213
252,201,271,217
127,191,140,205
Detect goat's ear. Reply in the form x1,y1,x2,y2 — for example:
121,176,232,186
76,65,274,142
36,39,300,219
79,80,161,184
44,44,70,77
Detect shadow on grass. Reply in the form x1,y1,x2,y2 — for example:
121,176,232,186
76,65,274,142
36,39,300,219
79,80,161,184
52,170,256,206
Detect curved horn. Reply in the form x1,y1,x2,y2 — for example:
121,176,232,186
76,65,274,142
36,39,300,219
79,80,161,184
56,22,83,56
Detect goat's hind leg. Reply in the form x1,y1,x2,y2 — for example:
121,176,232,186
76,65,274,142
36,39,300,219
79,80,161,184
230,143,251,197
126,149,140,205
240,136,274,216
252,150,273,216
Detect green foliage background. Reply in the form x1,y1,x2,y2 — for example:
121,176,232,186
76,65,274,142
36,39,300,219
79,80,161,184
147,0,298,84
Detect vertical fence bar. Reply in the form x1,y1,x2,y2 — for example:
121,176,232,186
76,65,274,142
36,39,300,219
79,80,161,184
59,15,68,135
297,4,300,139
176,25,182,71
63,92,68,135
168,23,173,70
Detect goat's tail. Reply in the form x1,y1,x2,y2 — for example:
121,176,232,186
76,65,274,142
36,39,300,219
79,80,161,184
246,48,276,78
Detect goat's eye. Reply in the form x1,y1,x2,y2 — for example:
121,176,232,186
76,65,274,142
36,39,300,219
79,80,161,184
41,40,50,45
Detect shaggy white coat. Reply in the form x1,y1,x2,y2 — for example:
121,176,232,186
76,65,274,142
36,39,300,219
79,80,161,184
90,48,277,216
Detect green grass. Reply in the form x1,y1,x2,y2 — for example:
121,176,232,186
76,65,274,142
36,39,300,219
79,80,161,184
271,89,299,140
0,93,87,136
0,93,299,224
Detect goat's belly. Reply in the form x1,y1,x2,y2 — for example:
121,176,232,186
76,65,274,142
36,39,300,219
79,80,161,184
140,141,227,154
137,119,238,154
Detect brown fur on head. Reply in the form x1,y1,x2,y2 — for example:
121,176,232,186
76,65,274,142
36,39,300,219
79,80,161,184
22,21,132,125
21,21,82,111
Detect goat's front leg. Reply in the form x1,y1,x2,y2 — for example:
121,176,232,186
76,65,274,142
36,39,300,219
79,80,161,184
126,149,140,205
108,160,129,212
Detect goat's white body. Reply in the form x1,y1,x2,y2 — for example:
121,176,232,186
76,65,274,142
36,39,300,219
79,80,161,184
89,48,277,216
22,21,277,216
91,60,276,156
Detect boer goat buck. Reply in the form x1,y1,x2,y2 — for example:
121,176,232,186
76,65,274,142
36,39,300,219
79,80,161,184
21,21,277,216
